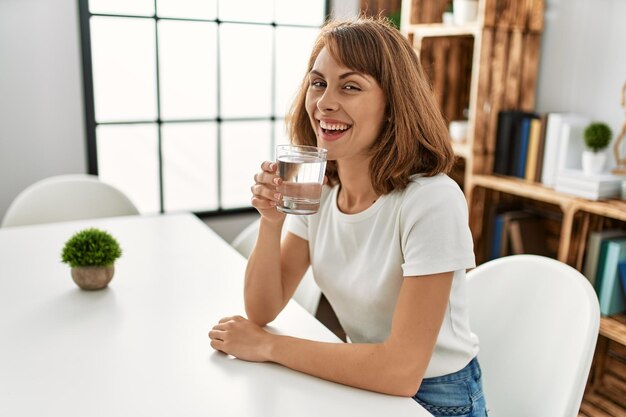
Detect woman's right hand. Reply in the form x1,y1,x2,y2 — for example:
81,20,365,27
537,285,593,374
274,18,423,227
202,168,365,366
251,161,286,223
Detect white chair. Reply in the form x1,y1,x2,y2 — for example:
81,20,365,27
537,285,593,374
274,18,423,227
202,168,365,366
1,174,139,228
231,219,322,316
466,255,600,417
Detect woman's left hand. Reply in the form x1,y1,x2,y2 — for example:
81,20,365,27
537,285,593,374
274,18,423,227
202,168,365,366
208,315,274,362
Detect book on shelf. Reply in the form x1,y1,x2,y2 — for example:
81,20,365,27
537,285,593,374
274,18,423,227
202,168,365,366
493,110,538,177
540,113,588,187
557,116,589,171
533,113,549,181
619,262,626,304
489,210,533,259
583,229,626,286
489,214,506,260
595,237,626,316
513,117,532,178
508,216,552,256
554,169,625,200
489,209,553,260
524,117,543,182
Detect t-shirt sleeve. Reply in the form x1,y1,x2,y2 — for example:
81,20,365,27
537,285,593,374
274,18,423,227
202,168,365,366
285,213,309,241
400,180,476,276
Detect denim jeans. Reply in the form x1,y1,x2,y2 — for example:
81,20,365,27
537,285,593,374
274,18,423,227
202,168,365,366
412,358,488,417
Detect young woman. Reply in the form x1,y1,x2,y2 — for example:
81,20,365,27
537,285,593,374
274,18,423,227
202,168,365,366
209,16,487,416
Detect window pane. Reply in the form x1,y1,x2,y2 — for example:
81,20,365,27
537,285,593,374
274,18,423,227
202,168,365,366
96,124,160,213
275,0,326,25
274,119,290,146
91,17,157,122
156,0,217,19
220,24,272,118
162,123,218,212
221,121,272,208
275,26,319,117
158,21,217,120
89,0,154,16
218,0,273,23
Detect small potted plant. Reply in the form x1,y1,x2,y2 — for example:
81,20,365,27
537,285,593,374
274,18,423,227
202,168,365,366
583,122,613,175
61,228,122,290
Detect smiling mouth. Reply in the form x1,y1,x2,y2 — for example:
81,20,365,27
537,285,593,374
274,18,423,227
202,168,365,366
319,120,352,136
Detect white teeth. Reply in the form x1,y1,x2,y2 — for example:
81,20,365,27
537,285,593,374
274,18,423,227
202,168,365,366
320,120,350,131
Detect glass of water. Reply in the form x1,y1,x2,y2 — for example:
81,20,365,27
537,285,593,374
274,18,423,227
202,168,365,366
275,144,327,215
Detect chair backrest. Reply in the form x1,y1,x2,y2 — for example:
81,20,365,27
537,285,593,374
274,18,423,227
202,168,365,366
466,255,600,417
1,174,139,228
231,218,322,316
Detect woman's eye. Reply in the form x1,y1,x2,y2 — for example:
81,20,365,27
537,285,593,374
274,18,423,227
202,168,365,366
310,80,326,88
344,84,361,91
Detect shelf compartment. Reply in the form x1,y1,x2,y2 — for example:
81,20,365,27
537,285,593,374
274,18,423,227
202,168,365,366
419,35,474,125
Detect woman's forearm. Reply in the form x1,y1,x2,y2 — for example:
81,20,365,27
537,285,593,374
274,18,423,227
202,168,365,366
267,335,428,397
244,218,287,325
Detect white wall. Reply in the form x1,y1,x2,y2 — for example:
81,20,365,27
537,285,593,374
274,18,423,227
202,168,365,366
536,0,626,134
0,0,87,221
0,0,625,224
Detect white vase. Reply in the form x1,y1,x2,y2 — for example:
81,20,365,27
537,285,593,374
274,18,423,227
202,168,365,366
582,150,607,175
453,0,478,25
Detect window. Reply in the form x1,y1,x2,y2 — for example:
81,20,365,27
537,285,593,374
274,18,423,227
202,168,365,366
79,0,327,214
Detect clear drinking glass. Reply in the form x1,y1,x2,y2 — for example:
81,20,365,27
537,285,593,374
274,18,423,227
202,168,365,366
275,144,327,215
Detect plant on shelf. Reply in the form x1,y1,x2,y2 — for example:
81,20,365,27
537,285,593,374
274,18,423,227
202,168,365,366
582,121,613,175
61,228,122,290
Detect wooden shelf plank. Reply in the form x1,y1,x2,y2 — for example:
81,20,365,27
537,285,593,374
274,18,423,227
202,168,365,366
471,175,626,222
470,174,575,207
407,23,480,39
600,315,626,346
575,200,626,223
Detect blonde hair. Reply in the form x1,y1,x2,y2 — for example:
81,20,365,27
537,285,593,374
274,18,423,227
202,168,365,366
287,16,454,195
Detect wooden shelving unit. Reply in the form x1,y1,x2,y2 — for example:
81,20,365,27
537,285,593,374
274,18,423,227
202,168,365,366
397,1,626,415
401,0,544,199
469,179,626,417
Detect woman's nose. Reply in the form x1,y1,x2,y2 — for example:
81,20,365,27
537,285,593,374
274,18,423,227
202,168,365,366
317,88,339,112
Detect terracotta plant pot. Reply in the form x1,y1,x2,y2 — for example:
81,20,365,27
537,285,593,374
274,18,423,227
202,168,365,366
71,265,115,290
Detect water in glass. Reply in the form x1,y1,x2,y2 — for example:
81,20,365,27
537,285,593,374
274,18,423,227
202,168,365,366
277,154,325,215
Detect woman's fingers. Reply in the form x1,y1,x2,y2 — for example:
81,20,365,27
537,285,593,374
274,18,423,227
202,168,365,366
218,315,244,324
208,329,225,341
251,161,286,221
254,168,281,187
261,161,277,173
210,339,226,353
250,184,281,203
251,196,276,210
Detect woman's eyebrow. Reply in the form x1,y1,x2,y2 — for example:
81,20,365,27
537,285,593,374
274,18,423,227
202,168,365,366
309,69,367,80
339,71,365,80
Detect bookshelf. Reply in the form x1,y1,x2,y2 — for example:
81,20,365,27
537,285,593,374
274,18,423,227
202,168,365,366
398,0,626,415
468,162,626,417
401,0,544,199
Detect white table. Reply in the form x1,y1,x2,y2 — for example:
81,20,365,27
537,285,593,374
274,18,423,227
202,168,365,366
0,213,429,416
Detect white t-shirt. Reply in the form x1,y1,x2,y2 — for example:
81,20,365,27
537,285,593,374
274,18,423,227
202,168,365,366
286,174,479,378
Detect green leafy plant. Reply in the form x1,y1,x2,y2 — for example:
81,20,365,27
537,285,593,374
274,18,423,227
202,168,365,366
584,122,613,152
61,228,122,268
387,10,401,29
